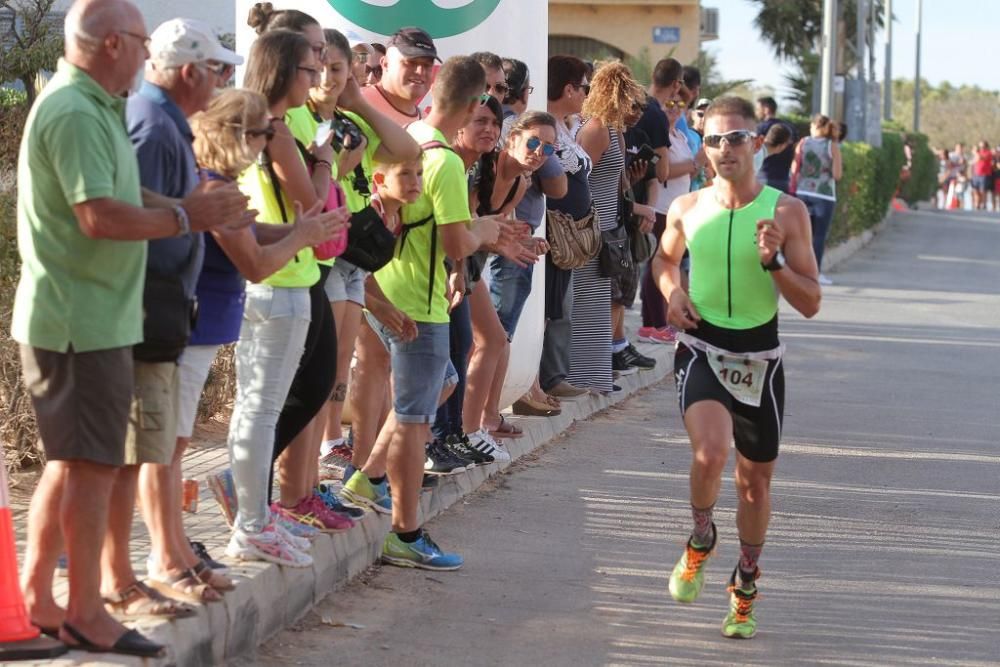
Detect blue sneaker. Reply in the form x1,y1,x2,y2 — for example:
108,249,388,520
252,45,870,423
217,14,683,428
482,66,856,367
382,530,463,571
316,483,366,519
341,470,392,514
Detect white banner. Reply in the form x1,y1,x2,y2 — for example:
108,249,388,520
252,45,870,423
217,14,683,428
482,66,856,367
235,0,550,409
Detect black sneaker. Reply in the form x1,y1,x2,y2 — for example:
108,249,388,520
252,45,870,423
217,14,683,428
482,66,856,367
424,440,469,475
621,343,656,370
612,350,638,377
190,540,228,572
422,474,439,489
446,433,494,466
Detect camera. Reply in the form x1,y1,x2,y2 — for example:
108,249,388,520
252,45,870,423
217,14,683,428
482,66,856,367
331,116,364,153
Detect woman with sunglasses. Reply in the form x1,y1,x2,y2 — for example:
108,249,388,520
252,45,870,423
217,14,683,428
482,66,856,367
283,28,419,491
183,89,347,566
462,108,557,447
572,60,646,394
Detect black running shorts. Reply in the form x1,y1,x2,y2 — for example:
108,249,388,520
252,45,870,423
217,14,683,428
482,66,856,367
672,319,785,463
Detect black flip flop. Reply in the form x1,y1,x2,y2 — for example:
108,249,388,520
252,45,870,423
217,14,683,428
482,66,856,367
37,626,60,639
61,622,165,658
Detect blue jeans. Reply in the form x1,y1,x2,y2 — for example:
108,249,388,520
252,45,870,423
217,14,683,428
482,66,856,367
798,195,836,269
432,299,472,442
489,256,534,339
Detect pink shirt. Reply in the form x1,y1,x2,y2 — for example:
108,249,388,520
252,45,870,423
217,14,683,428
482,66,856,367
361,84,422,128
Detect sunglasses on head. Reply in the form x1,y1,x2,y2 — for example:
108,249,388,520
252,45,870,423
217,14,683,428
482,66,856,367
525,136,556,156
664,100,686,109
245,125,276,141
703,130,757,149
475,93,492,105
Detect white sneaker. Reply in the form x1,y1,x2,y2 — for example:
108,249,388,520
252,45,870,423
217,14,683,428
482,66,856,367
272,519,313,552
225,525,313,568
469,429,511,464
818,273,834,286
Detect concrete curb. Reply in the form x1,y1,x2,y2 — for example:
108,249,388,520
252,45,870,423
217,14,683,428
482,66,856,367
46,340,674,666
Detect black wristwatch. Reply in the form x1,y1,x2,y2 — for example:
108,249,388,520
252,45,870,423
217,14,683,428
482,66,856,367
762,250,786,272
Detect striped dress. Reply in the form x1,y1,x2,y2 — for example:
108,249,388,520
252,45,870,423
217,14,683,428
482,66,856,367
567,125,624,393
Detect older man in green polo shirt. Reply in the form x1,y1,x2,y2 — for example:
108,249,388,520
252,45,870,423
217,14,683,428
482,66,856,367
13,0,249,657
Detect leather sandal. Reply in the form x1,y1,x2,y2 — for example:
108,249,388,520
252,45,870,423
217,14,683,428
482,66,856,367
61,622,165,658
148,567,224,604
103,580,197,620
487,415,524,439
192,560,235,592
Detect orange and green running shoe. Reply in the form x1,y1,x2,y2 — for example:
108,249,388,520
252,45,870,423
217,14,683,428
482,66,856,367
722,567,760,639
668,524,716,603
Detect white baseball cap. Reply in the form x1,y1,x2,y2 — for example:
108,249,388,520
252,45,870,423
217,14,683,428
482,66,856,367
148,18,243,69
344,29,374,55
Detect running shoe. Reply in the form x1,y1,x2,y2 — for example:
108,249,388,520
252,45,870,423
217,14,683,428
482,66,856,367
722,567,760,639
270,506,320,542
270,501,325,533
620,343,657,370
425,440,470,475
638,326,677,345
318,440,354,480
341,470,392,514
315,482,366,519
445,433,494,466
467,429,511,465
271,519,313,552
668,524,716,603
207,468,238,527
612,350,639,377
818,273,834,286
382,530,464,571
225,525,312,568
301,494,355,533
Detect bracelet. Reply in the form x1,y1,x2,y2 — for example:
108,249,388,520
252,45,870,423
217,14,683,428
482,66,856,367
172,205,190,237
314,159,332,171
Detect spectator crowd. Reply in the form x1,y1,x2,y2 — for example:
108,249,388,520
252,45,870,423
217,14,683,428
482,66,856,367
935,141,1000,211
10,0,848,657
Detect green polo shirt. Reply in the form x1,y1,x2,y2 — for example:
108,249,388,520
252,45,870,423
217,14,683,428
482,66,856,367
11,59,145,353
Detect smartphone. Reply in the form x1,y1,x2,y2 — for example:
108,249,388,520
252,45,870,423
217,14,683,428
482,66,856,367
315,121,333,148
636,143,659,164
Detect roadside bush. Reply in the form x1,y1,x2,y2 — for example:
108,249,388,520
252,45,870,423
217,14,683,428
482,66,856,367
898,131,938,205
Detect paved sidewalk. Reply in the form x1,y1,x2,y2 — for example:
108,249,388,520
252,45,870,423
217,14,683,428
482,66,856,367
245,208,1000,666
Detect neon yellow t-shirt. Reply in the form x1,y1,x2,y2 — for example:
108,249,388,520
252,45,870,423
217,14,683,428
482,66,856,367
374,121,470,324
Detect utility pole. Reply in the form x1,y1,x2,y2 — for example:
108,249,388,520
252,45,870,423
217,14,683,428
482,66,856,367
914,0,922,131
820,0,838,116
856,0,867,139
884,0,892,120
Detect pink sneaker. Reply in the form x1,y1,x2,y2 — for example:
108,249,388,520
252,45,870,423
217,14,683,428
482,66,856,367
299,494,355,533
638,326,677,344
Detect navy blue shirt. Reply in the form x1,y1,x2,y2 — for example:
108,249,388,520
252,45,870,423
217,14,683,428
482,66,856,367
126,82,203,298
633,94,670,152
757,117,797,187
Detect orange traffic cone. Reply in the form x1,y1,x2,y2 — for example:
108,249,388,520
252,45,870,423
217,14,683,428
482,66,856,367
0,465,66,660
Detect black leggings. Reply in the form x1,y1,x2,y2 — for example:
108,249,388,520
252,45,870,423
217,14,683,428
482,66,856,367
269,265,337,502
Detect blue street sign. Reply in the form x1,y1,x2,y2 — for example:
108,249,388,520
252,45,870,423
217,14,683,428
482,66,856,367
652,26,681,44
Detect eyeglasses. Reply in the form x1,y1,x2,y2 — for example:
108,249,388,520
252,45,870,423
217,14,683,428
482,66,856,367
352,51,369,64
487,82,510,96
117,30,151,49
245,125,276,141
365,64,382,78
664,100,687,109
525,85,534,95
575,82,590,95
525,136,556,156
298,65,321,80
202,62,233,79
311,44,328,61
703,130,757,149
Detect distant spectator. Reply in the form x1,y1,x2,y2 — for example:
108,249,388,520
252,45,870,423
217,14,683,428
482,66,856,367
791,113,842,285
971,140,993,210
755,96,797,193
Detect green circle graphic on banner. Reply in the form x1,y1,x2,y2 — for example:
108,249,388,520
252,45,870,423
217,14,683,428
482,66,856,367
327,0,502,38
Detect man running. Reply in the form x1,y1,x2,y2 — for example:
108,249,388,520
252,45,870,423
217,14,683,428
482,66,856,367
652,96,821,639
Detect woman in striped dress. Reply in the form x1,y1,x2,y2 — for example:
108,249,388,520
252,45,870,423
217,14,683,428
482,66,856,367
569,62,646,393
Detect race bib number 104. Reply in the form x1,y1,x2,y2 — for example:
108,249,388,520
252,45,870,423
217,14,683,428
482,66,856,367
706,353,769,407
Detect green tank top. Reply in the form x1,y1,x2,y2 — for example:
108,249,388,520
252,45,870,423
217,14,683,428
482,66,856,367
683,186,781,330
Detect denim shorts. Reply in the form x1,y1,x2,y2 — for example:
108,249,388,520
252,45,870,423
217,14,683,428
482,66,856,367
365,313,458,423
324,259,366,306
489,256,534,339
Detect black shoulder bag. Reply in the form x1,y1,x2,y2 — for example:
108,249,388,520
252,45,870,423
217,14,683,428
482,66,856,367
598,133,635,278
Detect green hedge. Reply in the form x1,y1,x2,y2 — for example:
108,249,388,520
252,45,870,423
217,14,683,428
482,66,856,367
898,131,937,206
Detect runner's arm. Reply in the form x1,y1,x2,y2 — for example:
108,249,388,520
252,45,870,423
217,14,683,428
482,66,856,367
763,196,821,318
652,192,701,329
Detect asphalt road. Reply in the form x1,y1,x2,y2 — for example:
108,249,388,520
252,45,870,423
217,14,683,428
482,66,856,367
245,209,1000,667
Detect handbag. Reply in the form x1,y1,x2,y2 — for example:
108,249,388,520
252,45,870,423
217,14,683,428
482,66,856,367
341,201,396,272
133,237,199,363
598,223,634,278
546,205,602,270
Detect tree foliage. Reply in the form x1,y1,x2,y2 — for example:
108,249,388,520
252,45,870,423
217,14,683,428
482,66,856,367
748,0,885,65
691,49,753,100
890,79,1000,149
0,0,63,107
